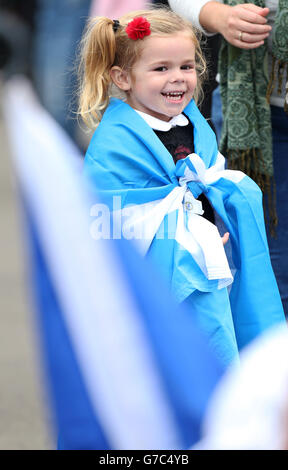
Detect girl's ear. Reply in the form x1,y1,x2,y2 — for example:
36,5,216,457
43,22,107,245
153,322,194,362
110,66,131,91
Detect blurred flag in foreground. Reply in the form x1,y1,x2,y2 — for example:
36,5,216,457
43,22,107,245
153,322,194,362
2,76,224,450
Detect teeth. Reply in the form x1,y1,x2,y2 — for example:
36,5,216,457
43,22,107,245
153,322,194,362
162,92,184,100
165,92,183,96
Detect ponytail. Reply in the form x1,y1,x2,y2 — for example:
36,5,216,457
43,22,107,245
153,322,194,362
78,17,116,128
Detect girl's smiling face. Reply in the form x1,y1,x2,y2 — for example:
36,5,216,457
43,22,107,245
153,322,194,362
113,32,197,122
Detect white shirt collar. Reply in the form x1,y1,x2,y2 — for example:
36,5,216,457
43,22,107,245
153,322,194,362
135,110,189,131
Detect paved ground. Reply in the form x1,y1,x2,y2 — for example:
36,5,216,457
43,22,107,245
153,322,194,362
0,84,54,449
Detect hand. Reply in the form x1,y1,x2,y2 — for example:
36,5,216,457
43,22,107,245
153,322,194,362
219,4,271,49
200,2,272,50
222,232,229,246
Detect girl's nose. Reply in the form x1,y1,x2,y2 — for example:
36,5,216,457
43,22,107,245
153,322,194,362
168,69,184,83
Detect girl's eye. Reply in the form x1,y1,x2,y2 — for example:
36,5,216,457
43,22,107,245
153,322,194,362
154,66,167,72
181,64,195,70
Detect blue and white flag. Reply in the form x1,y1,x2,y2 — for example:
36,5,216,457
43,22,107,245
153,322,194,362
3,76,224,450
84,97,286,365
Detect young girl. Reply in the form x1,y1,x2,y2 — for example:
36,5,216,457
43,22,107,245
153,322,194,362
79,7,285,367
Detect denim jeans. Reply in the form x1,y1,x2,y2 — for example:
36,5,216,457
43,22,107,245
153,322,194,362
266,105,288,316
33,0,91,141
211,86,222,145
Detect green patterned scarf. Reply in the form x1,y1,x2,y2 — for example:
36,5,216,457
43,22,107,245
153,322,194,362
218,0,288,234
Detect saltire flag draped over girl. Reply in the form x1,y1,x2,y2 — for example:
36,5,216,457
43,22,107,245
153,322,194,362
84,97,286,366
2,76,225,450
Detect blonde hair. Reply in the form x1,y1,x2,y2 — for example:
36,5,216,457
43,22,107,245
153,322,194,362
77,7,206,129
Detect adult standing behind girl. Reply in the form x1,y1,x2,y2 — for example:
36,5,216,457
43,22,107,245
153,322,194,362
169,0,288,316
78,7,285,368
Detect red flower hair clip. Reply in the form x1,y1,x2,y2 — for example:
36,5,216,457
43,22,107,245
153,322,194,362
125,17,151,41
